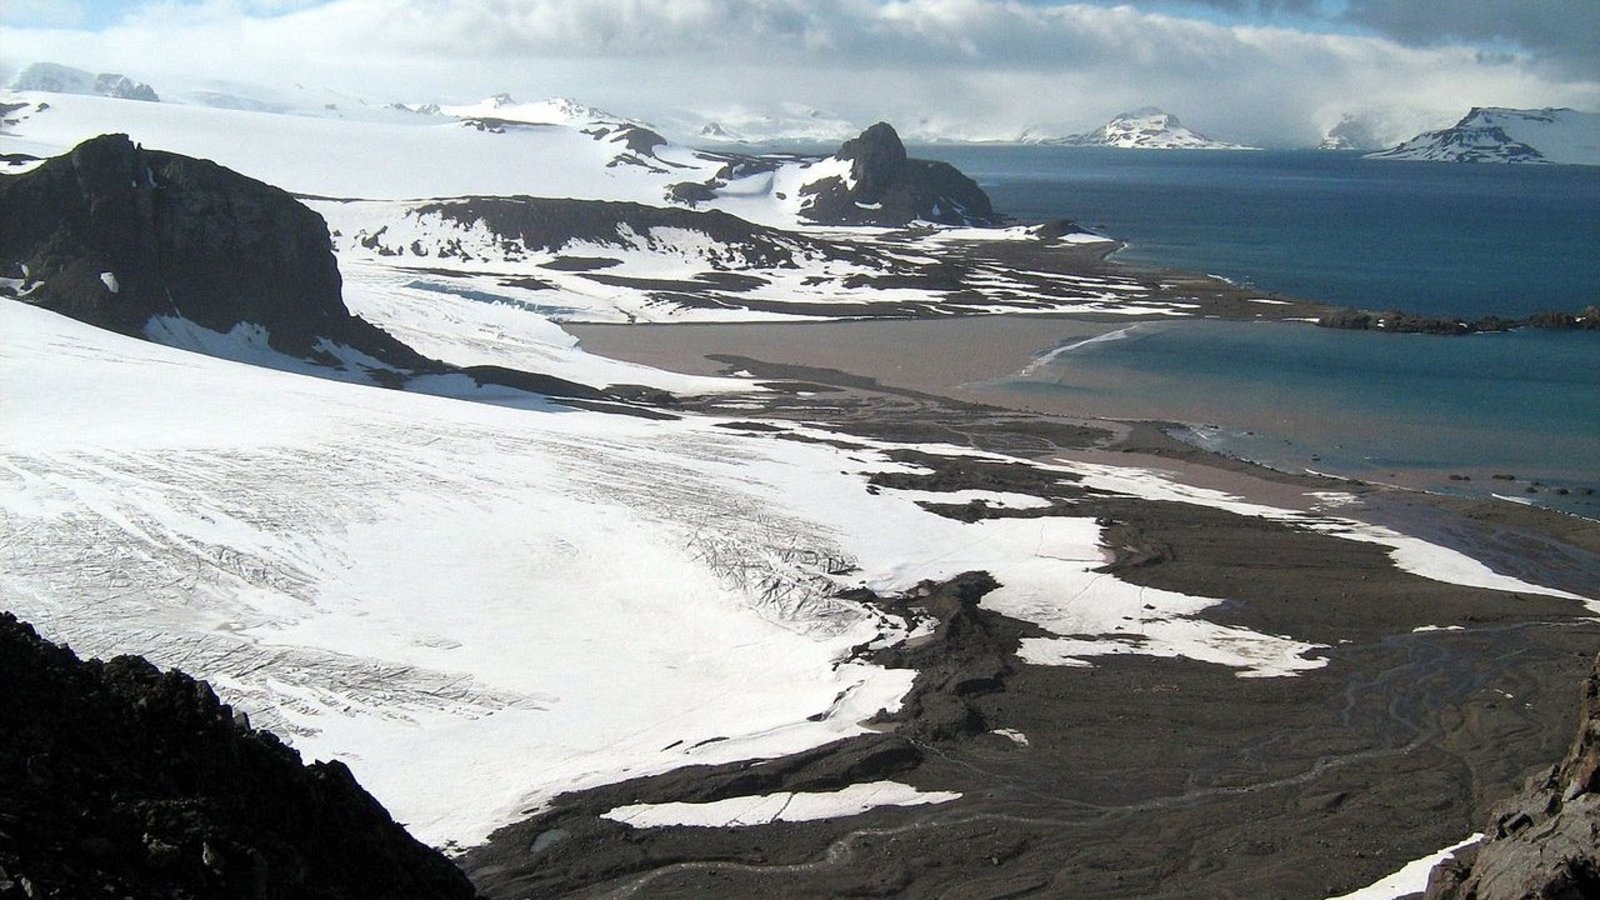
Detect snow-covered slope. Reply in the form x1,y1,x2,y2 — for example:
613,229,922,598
1367,107,1600,165
1027,108,1256,150
0,90,959,229
7,295,1585,850
0,90,726,204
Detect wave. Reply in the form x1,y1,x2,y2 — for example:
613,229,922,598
1017,324,1143,377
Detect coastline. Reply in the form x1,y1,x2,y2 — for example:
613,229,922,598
461,312,1600,897
570,315,1600,528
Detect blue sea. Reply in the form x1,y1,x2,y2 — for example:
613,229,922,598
913,146,1600,516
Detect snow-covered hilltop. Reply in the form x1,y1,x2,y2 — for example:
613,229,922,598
9,62,158,102
1366,107,1600,165
1025,108,1256,150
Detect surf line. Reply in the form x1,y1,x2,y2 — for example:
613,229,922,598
1018,324,1143,377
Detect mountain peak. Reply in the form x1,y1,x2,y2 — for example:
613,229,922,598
1028,108,1252,150
1368,106,1599,165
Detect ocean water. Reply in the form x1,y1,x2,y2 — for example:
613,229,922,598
911,146,1600,515
917,146,1600,316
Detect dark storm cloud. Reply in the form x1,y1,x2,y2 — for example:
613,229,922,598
1342,0,1600,78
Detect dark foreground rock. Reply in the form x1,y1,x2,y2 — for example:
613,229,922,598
800,122,1001,227
0,612,478,900
1424,653,1600,900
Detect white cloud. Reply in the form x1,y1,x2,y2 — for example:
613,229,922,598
1,0,1595,145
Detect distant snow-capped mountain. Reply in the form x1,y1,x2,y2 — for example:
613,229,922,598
437,94,639,128
1024,108,1255,150
1318,114,1384,151
9,62,159,102
1366,107,1600,165
682,104,859,145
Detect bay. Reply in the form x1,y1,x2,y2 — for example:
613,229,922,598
908,146,1600,515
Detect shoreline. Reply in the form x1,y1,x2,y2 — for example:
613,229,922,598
569,315,1600,529
469,313,1600,898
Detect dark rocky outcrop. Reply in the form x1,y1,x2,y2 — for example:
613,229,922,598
95,74,160,103
408,196,814,270
0,132,430,369
0,612,478,900
1317,305,1600,335
1424,652,1600,900
799,122,1001,227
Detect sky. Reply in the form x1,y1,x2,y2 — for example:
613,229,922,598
2,0,1597,145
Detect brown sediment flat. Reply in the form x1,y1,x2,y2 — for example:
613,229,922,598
465,315,1600,900
570,314,1126,407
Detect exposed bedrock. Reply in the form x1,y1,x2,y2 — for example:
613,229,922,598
800,122,1002,227
0,132,428,367
0,612,479,900
1425,652,1600,900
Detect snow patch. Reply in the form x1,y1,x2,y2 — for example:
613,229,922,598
602,781,962,828
1325,834,1482,900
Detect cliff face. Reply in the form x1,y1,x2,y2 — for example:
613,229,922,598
800,122,1000,227
0,132,428,368
1425,653,1600,899
0,612,478,900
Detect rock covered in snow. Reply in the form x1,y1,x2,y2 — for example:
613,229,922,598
798,122,1001,226
1027,108,1255,150
0,612,478,899
1367,107,1600,166
10,62,159,102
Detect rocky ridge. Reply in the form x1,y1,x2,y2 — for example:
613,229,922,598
0,612,478,900
10,62,159,102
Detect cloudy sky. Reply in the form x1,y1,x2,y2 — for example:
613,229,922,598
3,0,1596,144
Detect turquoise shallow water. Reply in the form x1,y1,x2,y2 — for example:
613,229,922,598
1003,320,1600,515
905,147,1600,516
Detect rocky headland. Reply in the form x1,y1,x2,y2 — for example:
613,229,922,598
798,122,1001,226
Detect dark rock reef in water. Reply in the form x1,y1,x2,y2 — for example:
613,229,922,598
0,612,478,900
800,122,1001,227
1425,652,1600,900
1316,305,1600,336
0,132,428,368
